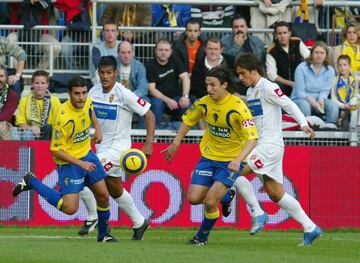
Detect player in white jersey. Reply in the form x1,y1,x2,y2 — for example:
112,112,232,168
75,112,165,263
234,53,322,246
79,56,155,240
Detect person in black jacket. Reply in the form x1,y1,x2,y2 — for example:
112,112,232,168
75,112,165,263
172,18,206,77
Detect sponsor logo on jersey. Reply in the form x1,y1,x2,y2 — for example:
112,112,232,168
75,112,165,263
73,127,90,143
137,98,147,107
247,99,263,117
208,124,231,138
93,101,117,120
274,88,284,97
242,118,255,128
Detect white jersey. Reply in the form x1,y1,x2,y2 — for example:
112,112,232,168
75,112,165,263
246,78,308,147
89,82,150,155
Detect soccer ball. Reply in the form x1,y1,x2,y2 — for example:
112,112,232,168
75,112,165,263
120,148,147,175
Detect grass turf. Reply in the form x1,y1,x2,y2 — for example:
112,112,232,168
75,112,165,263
0,227,358,263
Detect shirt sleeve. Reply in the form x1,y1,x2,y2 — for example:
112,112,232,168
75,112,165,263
265,84,308,128
146,61,156,84
299,41,311,59
266,53,278,82
293,63,307,99
236,102,258,140
182,99,205,127
319,66,335,100
50,113,66,152
123,88,151,116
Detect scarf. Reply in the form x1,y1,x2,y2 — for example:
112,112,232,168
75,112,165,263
294,0,309,24
342,40,360,73
163,5,177,27
121,4,137,26
0,83,9,111
336,73,356,106
25,91,52,128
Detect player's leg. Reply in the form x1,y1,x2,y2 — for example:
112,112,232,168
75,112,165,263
263,175,322,246
105,176,149,240
78,187,98,235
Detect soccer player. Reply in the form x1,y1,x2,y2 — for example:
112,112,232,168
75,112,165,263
162,66,258,245
235,53,322,246
12,76,117,242
78,56,155,240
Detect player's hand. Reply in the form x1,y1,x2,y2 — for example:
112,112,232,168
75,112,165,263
79,161,96,172
161,143,179,163
165,98,179,110
179,96,190,108
302,126,315,139
141,142,153,159
227,159,241,172
93,129,103,144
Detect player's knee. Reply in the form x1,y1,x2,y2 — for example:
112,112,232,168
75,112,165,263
61,204,79,215
267,191,283,202
188,193,202,205
203,197,218,209
95,192,110,207
108,187,123,199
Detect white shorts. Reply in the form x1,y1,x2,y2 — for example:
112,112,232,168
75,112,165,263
247,144,284,184
97,149,125,178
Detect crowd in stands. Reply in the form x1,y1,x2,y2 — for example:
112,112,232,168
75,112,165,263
0,1,359,144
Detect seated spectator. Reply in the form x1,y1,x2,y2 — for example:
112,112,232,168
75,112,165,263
331,55,360,133
0,66,19,140
14,70,61,140
190,5,235,28
146,39,191,129
172,18,206,77
292,41,339,125
0,36,26,98
250,0,292,45
266,21,310,97
191,37,238,99
332,22,360,76
91,21,121,83
117,41,149,101
152,4,191,28
222,15,265,63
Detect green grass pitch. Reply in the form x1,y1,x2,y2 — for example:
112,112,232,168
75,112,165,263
0,227,358,263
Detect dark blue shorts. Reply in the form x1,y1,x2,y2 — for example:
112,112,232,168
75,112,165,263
191,157,246,188
57,151,107,195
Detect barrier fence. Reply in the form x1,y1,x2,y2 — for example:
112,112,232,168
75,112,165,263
1,141,359,229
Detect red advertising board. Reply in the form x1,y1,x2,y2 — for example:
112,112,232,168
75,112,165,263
0,141,359,229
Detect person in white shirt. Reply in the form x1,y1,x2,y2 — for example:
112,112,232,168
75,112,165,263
235,53,322,246
79,56,155,241
266,21,310,97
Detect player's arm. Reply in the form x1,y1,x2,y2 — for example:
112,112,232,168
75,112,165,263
228,138,257,172
162,122,192,163
142,109,155,158
91,107,103,144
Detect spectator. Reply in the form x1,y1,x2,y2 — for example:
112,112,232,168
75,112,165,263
222,15,266,63
0,66,19,139
146,39,191,129
292,41,339,125
331,55,360,134
91,21,121,83
117,41,148,101
250,0,292,45
191,37,238,99
14,70,61,140
332,22,360,76
172,18,206,77
190,5,235,28
266,21,310,97
0,36,26,98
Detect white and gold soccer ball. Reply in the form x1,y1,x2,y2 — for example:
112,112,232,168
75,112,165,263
120,148,147,175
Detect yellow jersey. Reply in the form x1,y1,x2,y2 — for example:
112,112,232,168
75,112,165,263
182,94,258,162
50,97,93,165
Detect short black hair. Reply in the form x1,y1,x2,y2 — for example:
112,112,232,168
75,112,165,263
186,18,201,29
98,55,118,71
205,36,223,48
274,21,291,33
231,15,247,27
234,53,265,77
68,76,89,92
206,65,235,94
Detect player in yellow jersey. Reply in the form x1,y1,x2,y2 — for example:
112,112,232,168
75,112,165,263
13,76,117,242
162,66,258,244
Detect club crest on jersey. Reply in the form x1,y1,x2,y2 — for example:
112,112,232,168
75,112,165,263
274,88,284,97
213,113,219,123
109,94,115,103
137,97,147,107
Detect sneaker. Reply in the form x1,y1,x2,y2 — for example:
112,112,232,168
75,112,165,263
301,226,323,246
222,189,236,217
249,213,269,235
97,234,118,243
78,219,98,236
188,236,207,245
132,219,150,240
12,172,35,197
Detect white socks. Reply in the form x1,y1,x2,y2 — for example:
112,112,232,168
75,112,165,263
115,189,144,229
277,192,316,232
80,187,98,221
234,176,264,217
